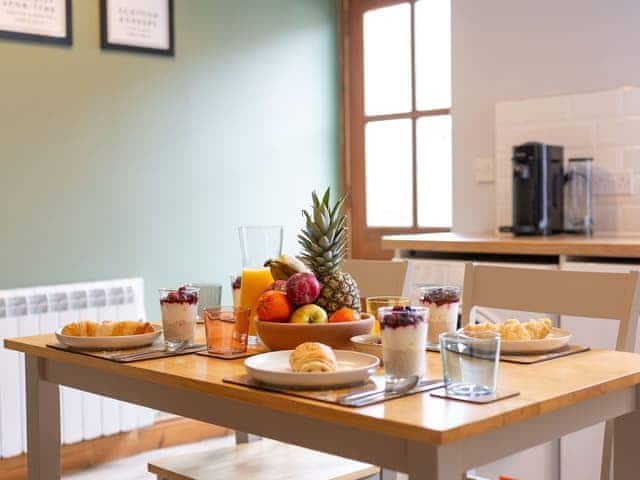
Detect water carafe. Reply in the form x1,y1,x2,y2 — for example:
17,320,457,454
565,158,593,235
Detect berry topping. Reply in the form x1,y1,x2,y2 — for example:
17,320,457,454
231,276,241,290
420,286,460,306
380,306,426,330
161,286,198,305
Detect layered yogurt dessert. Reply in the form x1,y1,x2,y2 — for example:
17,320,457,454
420,286,461,345
159,286,199,348
379,306,428,382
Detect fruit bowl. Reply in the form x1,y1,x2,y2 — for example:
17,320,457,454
255,314,374,351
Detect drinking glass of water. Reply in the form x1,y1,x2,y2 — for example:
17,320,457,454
439,331,500,397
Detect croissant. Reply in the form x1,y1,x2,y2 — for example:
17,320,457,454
289,342,337,373
61,320,154,337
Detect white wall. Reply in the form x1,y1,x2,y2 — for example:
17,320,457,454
452,0,640,233
496,87,640,234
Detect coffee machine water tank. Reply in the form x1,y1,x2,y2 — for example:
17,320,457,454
512,142,564,236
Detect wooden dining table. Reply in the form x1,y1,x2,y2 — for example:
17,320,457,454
6,330,640,480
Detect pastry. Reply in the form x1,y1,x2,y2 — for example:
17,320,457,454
61,320,154,337
289,342,337,373
524,317,553,340
500,319,532,341
463,321,499,335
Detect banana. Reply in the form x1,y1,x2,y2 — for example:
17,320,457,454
264,254,311,280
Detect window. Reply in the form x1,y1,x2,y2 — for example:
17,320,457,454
344,0,452,258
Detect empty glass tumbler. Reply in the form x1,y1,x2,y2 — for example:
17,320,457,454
440,331,500,397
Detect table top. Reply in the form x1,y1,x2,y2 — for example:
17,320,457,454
381,232,640,258
7,331,640,445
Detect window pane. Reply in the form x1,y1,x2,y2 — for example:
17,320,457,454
415,0,451,110
417,115,452,227
363,3,412,116
366,119,413,227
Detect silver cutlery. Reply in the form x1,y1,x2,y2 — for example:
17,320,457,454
109,341,202,361
338,375,421,404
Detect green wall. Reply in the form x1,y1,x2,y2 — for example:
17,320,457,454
0,0,339,319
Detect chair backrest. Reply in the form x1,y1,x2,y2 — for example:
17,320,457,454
461,263,640,352
343,259,408,298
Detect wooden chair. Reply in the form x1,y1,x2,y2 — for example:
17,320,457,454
461,263,640,480
343,259,408,297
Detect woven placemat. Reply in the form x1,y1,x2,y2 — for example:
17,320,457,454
223,374,444,407
500,345,589,364
430,387,520,404
428,344,590,364
47,343,206,362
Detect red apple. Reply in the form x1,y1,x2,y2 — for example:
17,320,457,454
286,272,321,305
266,280,287,292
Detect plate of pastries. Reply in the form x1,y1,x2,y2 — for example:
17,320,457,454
463,318,572,354
244,342,380,388
56,320,162,350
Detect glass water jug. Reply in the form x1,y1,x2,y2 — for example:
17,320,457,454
565,158,593,235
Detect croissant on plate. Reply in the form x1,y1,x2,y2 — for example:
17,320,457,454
289,342,337,373
61,320,154,337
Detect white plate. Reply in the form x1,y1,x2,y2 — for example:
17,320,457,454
500,327,572,354
245,350,380,389
55,324,162,351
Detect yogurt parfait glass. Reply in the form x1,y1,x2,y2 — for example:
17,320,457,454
420,285,461,347
379,306,429,384
159,286,199,350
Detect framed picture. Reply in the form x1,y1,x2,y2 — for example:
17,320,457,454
100,0,174,56
0,0,72,45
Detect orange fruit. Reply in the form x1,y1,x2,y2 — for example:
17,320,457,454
256,291,293,322
328,307,360,323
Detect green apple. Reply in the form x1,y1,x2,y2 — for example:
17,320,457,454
290,304,328,324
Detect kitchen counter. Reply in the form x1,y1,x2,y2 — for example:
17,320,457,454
382,232,640,258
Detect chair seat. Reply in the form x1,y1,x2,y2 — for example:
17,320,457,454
148,438,379,480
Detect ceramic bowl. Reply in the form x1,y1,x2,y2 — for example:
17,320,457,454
255,314,374,351
350,334,383,363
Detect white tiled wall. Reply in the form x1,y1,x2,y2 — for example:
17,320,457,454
495,86,640,233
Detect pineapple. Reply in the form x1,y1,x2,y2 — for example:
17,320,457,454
298,188,361,313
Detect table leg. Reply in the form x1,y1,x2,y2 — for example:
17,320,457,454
235,431,261,444
407,443,465,480
26,355,60,480
613,407,640,479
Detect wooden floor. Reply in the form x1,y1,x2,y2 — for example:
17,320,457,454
63,435,236,480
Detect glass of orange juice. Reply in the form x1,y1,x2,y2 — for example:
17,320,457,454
238,225,283,343
366,296,410,334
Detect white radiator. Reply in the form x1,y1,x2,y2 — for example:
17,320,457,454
0,278,157,458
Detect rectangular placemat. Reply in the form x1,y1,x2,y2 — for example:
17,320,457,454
223,374,444,408
47,343,206,362
500,345,590,364
428,344,589,364
197,345,267,360
430,387,520,404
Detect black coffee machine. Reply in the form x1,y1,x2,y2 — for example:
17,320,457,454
511,142,564,236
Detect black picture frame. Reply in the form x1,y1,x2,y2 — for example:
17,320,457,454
0,0,72,46
100,0,174,56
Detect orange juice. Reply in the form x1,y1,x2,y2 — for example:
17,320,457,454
239,267,274,335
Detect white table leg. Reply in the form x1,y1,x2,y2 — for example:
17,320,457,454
613,407,640,479
26,355,60,480
235,431,261,444
407,443,465,480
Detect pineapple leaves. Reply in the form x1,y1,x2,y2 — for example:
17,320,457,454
321,188,331,207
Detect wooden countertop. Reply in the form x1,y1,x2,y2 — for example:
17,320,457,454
7,331,640,445
382,232,640,258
